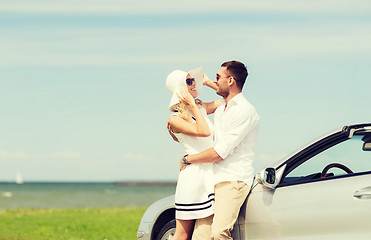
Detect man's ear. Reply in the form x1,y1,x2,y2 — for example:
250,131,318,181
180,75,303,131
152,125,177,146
227,77,234,87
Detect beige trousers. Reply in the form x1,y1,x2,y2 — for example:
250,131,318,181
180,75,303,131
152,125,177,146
192,181,249,240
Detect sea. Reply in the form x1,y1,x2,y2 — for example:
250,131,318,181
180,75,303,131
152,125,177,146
0,182,176,210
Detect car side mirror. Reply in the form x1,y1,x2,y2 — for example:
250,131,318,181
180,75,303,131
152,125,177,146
265,168,276,184
363,142,371,151
256,167,277,189
362,135,371,151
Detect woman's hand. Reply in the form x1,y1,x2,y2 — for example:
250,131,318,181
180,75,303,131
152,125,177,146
177,87,195,106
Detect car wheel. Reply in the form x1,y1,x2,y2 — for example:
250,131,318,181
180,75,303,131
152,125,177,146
156,219,176,240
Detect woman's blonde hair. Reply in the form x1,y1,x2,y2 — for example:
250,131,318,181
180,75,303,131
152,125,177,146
173,98,203,122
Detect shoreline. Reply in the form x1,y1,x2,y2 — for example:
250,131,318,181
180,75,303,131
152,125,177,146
113,181,176,186
0,181,177,186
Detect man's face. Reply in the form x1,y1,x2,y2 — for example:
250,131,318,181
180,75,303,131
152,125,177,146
214,67,230,98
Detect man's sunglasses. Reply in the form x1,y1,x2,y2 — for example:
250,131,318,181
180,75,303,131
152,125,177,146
186,78,195,86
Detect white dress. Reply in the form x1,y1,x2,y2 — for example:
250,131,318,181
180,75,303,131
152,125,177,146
172,107,215,220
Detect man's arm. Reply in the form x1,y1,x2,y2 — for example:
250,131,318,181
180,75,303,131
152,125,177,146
203,99,222,115
179,147,222,170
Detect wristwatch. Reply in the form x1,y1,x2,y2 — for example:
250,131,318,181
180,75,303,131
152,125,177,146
182,154,191,165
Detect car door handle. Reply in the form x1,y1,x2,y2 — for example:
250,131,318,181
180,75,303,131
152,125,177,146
353,187,371,199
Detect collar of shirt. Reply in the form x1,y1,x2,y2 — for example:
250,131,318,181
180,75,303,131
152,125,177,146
222,92,243,111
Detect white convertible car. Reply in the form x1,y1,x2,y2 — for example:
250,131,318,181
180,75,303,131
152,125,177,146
137,123,371,240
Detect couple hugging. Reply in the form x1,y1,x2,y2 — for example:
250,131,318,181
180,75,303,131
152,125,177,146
166,60,259,240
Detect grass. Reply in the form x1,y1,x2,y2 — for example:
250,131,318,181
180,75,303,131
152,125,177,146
0,207,147,240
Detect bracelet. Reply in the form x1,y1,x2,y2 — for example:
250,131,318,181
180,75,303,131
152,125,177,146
182,154,191,165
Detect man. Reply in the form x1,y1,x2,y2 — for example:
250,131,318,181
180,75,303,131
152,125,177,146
180,60,259,240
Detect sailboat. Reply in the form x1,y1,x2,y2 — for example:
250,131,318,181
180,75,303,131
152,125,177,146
16,173,23,184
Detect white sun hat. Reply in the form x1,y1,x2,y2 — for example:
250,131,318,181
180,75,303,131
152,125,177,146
166,66,203,111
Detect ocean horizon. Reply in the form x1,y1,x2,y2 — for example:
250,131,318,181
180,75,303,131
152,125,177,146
0,182,176,210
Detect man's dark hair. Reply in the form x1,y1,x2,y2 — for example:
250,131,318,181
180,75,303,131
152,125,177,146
221,60,248,90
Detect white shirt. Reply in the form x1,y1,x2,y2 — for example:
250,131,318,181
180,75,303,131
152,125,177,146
213,93,259,186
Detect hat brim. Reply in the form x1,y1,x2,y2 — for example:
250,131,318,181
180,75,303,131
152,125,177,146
167,66,204,111
188,66,203,95
169,89,181,111
166,70,187,94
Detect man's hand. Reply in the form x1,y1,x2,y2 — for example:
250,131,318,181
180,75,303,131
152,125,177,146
179,156,187,171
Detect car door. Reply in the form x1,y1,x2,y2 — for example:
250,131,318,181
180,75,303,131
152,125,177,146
244,132,371,240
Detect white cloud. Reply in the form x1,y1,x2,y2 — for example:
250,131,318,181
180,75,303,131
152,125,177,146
50,152,81,158
0,149,81,159
12,152,28,158
0,150,9,158
123,153,145,160
257,153,287,164
0,149,28,159
258,153,274,162
123,152,175,167
244,0,371,14
1,21,370,67
1,0,370,14
121,152,179,180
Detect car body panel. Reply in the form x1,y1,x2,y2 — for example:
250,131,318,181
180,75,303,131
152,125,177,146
137,123,371,240
137,195,175,240
245,173,371,239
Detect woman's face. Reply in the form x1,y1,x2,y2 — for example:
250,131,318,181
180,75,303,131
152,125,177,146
186,74,198,98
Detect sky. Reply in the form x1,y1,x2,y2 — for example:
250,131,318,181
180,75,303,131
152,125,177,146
0,0,370,182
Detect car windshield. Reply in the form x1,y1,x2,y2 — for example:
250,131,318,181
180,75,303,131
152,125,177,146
281,134,371,185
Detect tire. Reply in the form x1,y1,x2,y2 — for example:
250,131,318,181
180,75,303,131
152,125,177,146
156,219,176,240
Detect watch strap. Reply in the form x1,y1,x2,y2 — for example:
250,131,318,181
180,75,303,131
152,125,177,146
182,154,190,165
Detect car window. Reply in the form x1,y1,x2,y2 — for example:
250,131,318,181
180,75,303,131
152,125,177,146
281,135,371,185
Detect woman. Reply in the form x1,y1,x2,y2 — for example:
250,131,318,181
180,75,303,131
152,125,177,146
166,66,220,240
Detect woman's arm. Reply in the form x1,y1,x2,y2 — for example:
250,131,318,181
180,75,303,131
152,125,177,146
168,88,211,137
203,73,218,90
202,73,222,114
167,121,179,142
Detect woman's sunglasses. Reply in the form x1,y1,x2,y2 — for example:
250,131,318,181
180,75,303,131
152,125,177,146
186,78,195,86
